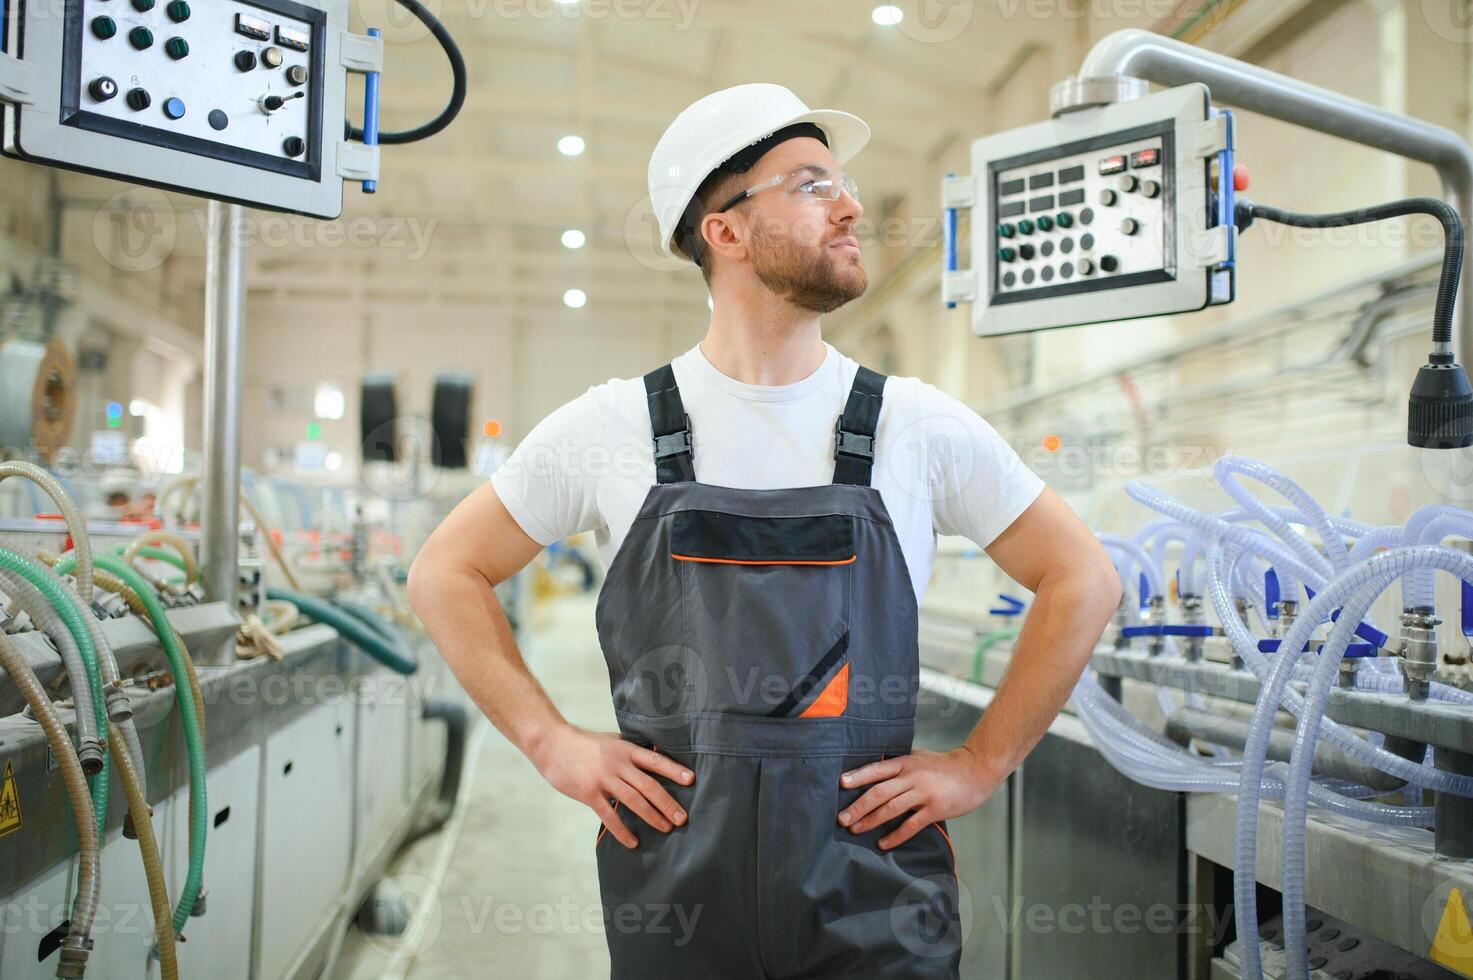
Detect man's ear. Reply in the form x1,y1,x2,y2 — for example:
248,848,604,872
700,209,747,269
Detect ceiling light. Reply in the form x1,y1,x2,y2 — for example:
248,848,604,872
561,228,586,249
872,3,903,26
563,288,587,309
558,134,586,157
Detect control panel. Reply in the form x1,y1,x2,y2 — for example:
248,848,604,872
2,0,380,218
943,84,1236,337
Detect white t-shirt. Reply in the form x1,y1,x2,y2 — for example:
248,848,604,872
490,341,1045,602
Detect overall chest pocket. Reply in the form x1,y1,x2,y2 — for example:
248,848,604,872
673,510,854,718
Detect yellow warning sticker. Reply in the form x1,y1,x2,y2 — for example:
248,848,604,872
1433,886,1473,976
0,760,21,837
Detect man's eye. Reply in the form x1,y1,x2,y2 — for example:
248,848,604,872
797,180,820,194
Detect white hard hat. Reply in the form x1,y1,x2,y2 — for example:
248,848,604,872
648,83,870,264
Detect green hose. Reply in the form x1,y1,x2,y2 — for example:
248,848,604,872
113,545,187,584
0,546,110,837
971,628,1022,684
58,552,207,935
268,588,419,675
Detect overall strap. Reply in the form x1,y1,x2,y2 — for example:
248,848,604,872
832,366,885,487
643,364,695,484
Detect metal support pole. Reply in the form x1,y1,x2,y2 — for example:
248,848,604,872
1434,746,1473,858
1075,30,1473,359
200,202,246,631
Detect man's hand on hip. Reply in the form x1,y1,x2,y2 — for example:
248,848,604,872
836,747,1001,849
531,724,695,849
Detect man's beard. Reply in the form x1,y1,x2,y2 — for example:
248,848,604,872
749,223,868,314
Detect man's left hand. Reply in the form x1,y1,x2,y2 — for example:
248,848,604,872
836,746,1002,849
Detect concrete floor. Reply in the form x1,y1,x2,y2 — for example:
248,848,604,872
333,592,614,979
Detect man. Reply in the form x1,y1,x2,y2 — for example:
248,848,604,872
408,84,1120,977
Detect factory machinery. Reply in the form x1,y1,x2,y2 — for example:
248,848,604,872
913,27,1473,980
0,0,491,976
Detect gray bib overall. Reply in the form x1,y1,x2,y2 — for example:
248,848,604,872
593,362,963,978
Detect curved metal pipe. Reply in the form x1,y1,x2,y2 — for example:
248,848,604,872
1076,29,1473,358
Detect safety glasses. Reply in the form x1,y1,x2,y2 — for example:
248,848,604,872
715,165,861,213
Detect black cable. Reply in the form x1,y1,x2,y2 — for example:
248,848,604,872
1235,196,1472,449
346,0,466,146
1235,197,1462,347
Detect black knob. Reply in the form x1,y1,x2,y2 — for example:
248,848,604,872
235,50,258,72
91,16,118,40
128,26,154,50
125,87,152,111
166,0,191,22
165,37,190,60
1036,215,1054,232
87,77,119,102
1018,243,1036,261
1100,255,1120,273
283,136,306,157
286,65,308,87
261,46,284,69
132,0,155,10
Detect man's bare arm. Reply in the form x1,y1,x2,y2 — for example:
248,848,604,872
836,488,1120,848
407,483,693,847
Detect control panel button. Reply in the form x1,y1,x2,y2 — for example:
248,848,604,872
1120,218,1140,236
1002,272,1016,287
1036,215,1054,232
1100,255,1120,273
128,27,155,50
1141,180,1161,199
1040,266,1055,282
1018,244,1036,261
163,97,186,120
167,0,192,22
262,46,285,69
88,77,119,102
1060,262,1074,279
132,0,156,11
286,65,309,87
1022,269,1035,285
1079,207,1094,226
998,222,1016,239
91,16,118,40
283,136,307,157
208,109,229,131
998,246,1017,263
235,50,258,72
1055,212,1074,229
165,37,190,60
1099,189,1117,207
1081,233,1095,250
125,87,152,111
1017,218,1035,235
1119,174,1139,193
1040,241,1054,257
1078,258,1095,275
1059,237,1074,254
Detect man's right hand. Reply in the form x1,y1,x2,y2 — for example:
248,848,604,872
530,724,694,849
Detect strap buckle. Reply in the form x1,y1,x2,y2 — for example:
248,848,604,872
833,418,875,461
653,414,693,461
